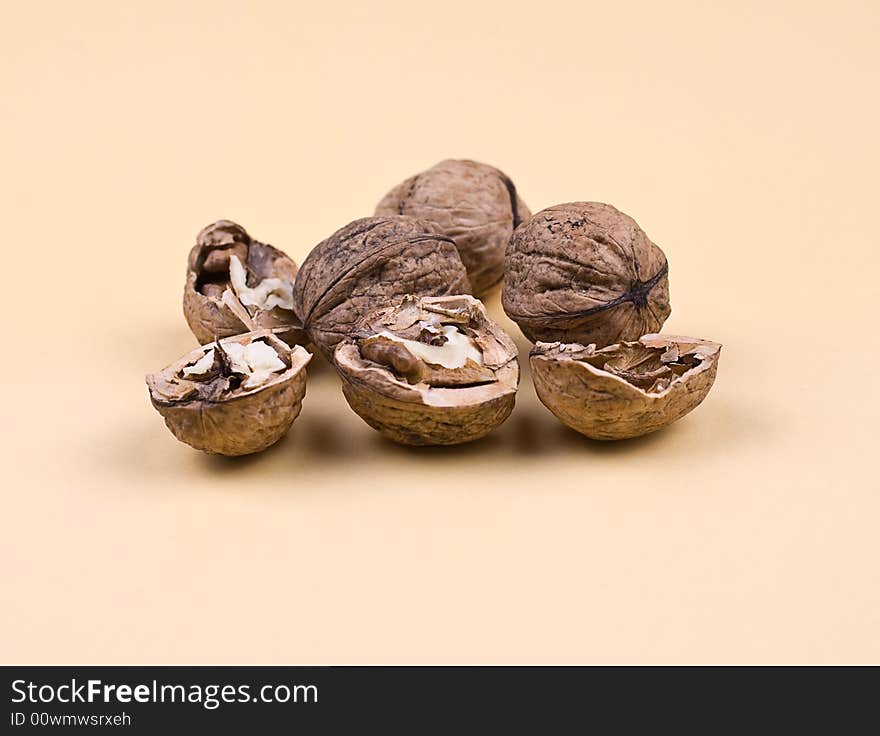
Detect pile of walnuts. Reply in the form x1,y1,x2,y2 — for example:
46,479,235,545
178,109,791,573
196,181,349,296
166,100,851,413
147,159,721,455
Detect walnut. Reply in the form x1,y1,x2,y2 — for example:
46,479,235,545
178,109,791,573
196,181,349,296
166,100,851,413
530,335,720,440
503,202,671,346
146,331,311,456
375,159,530,295
183,220,305,346
292,216,471,361
334,295,519,446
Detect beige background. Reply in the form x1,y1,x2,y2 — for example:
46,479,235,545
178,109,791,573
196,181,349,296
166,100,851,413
1,1,877,664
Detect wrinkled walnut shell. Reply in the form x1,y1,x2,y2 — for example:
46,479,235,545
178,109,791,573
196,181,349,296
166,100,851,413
183,220,305,346
146,331,311,456
530,335,720,440
334,295,519,446
293,216,471,361
503,202,671,346
375,159,530,295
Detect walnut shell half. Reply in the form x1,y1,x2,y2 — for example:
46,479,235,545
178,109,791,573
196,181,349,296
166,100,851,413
146,331,311,456
375,159,531,295
183,220,305,346
530,335,721,440
293,216,471,361
334,295,519,446
503,202,671,347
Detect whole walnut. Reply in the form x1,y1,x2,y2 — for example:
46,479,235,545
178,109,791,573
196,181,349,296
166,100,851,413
375,159,530,295
503,202,671,347
530,335,720,440
334,295,519,446
293,216,471,361
184,220,305,347
147,331,311,456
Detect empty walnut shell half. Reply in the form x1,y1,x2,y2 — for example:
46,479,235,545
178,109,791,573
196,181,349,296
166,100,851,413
183,220,305,346
375,159,530,296
293,216,471,361
530,335,721,440
503,202,671,347
146,331,311,456
334,294,519,446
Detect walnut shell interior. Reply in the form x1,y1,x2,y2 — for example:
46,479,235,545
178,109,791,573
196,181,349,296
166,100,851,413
375,159,530,295
503,202,671,347
530,335,720,440
293,216,471,361
147,331,311,456
334,295,519,446
183,220,305,346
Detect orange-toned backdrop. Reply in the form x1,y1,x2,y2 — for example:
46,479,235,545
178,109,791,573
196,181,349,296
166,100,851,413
2,0,877,663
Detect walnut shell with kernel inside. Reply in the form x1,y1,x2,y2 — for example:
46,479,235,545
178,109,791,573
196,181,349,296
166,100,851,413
183,220,305,346
334,294,519,446
293,216,471,361
375,159,530,295
146,331,311,456
530,335,721,440
503,202,671,347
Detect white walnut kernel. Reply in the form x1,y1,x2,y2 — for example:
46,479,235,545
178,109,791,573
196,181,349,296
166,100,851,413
374,325,483,368
334,294,519,446
229,255,295,312
182,348,216,377
147,331,311,456
222,340,287,389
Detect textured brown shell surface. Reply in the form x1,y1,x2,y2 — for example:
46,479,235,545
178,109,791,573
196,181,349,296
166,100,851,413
293,216,471,360
529,336,720,440
375,159,531,295
339,376,515,446
249,241,298,282
333,294,519,445
153,369,307,455
251,305,306,348
502,202,670,346
183,265,247,344
146,336,311,456
183,241,304,346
